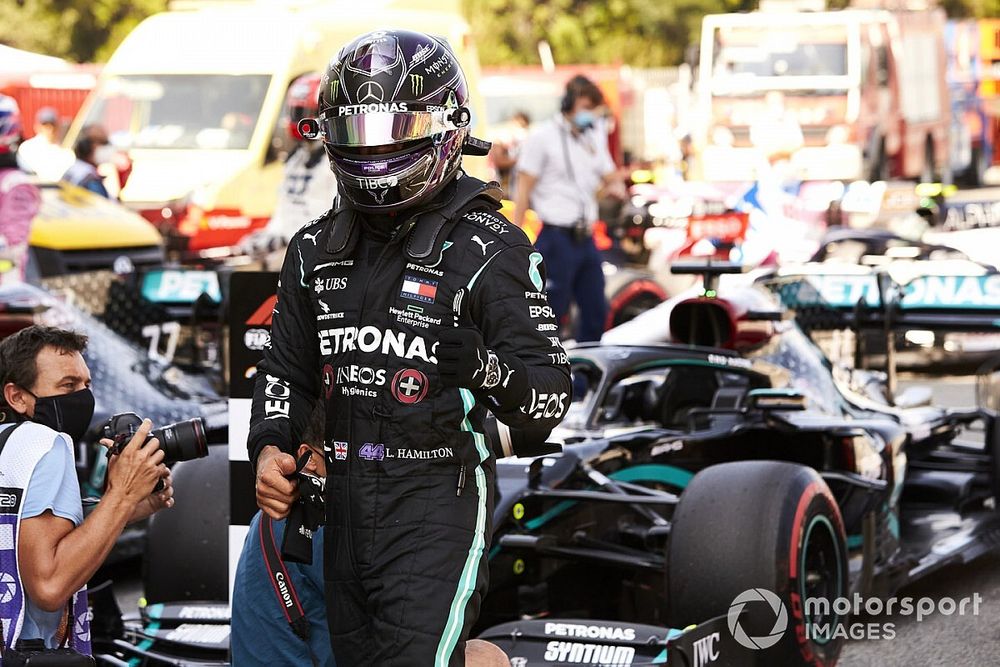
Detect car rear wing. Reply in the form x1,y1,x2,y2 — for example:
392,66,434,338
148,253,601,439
768,271,1000,334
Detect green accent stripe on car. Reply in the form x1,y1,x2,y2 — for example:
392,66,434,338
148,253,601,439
609,464,694,488
521,464,692,532
523,499,576,531
798,514,844,647
129,604,164,666
435,389,490,666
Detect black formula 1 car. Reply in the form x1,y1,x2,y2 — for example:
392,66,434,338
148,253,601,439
473,263,1000,666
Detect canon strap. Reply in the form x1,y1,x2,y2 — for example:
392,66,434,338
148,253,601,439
259,516,311,645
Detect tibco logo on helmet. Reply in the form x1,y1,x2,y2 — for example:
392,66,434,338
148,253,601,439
314,28,491,214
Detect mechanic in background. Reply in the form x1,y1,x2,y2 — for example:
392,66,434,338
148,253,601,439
240,72,337,270
16,107,73,182
513,75,626,342
62,124,113,198
0,325,173,657
0,95,40,285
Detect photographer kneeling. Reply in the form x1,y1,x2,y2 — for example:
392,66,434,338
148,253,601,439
0,326,173,662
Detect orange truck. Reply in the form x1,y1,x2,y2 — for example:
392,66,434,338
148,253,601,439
697,5,950,182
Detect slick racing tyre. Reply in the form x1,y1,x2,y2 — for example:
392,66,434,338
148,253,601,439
143,444,229,603
667,461,848,667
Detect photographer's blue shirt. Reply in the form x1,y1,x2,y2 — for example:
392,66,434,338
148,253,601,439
20,438,84,647
231,512,334,666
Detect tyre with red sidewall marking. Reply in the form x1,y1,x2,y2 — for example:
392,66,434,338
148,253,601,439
606,278,665,330
667,461,848,666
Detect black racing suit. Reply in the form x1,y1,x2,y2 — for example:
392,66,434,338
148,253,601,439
248,176,571,666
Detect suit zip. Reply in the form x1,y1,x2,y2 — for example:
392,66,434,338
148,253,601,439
345,220,413,574
456,463,467,496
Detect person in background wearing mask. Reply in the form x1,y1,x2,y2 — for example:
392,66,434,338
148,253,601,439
240,72,337,270
16,107,73,182
0,95,40,285
63,124,114,198
513,75,626,342
0,326,174,658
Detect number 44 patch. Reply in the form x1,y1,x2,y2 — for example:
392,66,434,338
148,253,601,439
358,443,385,461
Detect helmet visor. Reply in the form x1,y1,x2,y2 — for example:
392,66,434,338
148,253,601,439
319,104,469,147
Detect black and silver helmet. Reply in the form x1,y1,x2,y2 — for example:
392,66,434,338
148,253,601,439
312,29,487,213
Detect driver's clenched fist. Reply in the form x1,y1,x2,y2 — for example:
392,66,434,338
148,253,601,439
255,445,299,519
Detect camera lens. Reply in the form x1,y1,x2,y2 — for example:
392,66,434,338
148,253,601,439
152,418,208,464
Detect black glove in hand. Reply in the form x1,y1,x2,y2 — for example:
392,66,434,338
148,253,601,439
437,288,528,410
437,327,491,389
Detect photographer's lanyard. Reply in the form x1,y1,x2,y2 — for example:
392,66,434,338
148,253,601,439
259,516,313,648
53,595,73,648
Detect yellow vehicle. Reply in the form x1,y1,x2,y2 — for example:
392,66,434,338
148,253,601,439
30,180,163,278
64,0,487,254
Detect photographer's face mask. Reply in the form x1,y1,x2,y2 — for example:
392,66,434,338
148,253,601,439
25,386,95,443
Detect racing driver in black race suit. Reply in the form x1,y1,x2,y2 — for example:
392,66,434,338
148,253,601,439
247,29,571,666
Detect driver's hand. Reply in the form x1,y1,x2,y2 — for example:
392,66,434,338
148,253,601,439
256,445,299,520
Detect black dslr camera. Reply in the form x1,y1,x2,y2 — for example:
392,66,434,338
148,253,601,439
281,450,326,565
103,412,209,489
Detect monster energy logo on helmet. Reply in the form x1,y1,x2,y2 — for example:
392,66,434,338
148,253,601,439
410,74,424,96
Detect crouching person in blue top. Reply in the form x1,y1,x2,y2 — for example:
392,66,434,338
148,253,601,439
0,326,173,660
